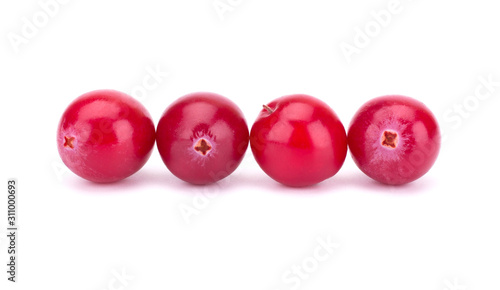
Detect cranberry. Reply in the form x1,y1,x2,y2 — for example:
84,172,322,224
156,92,249,185
250,94,347,187
347,95,441,185
57,89,156,183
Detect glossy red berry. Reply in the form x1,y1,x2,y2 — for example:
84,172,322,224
250,94,347,187
348,95,441,185
156,92,249,185
57,89,156,183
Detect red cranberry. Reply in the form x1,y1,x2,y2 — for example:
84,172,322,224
57,89,156,183
250,94,347,187
156,92,249,185
348,95,441,185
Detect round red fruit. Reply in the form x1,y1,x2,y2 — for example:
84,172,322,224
347,95,441,185
250,94,347,187
156,92,249,185
57,89,156,183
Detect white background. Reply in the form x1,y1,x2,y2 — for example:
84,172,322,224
1,0,499,289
